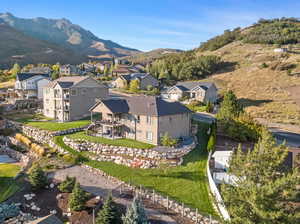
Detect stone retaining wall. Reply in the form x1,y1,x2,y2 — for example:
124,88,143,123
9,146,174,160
63,136,195,169
0,147,30,168
82,164,219,224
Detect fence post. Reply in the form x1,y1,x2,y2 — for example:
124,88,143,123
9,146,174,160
152,189,155,203
119,184,122,195
166,196,169,210
182,202,184,217
196,208,198,224
210,214,212,224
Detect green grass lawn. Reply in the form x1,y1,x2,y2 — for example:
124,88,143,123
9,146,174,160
68,131,155,149
0,164,21,202
25,119,91,131
54,122,217,217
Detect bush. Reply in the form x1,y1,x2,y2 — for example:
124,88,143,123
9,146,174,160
161,133,178,147
28,163,47,190
62,153,85,165
122,196,148,224
96,194,119,224
69,182,89,211
0,128,14,136
58,176,76,193
0,203,20,223
207,124,217,151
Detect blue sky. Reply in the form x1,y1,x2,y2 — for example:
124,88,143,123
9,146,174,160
1,0,300,51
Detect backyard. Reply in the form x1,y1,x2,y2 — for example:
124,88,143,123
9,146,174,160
68,131,155,149
54,122,217,217
0,163,21,202
7,113,90,131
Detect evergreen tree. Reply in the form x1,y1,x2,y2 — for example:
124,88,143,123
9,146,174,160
103,65,108,75
129,80,140,93
221,129,300,224
58,176,76,193
96,194,119,224
122,196,148,224
28,163,47,190
217,90,243,120
69,182,88,211
10,63,21,77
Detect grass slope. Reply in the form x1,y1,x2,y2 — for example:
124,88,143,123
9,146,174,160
54,122,217,217
68,131,154,149
0,164,21,202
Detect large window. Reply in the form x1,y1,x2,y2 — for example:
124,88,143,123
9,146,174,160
71,89,77,96
146,131,153,141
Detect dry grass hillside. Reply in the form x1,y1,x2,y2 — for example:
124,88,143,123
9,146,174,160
198,41,300,125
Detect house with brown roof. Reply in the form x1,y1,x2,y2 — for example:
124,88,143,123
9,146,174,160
162,81,218,103
89,96,192,145
113,73,159,90
43,76,108,121
112,65,139,76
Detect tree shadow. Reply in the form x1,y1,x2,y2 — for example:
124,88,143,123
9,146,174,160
149,171,206,182
215,61,238,74
239,98,273,107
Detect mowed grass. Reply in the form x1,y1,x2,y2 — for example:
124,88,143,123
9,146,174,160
68,131,154,149
54,122,217,217
25,120,90,131
0,164,21,202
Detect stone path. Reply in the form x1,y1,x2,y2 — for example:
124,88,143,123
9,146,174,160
49,166,177,224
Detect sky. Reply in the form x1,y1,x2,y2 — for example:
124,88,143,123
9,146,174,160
1,0,300,51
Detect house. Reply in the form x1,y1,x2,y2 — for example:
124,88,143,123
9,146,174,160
43,76,108,122
95,61,112,72
162,81,218,103
30,214,63,224
212,150,233,170
89,96,192,145
112,65,138,76
274,48,288,53
114,73,159,90
28,66,52,74
60,64,82,76
15,73,51,99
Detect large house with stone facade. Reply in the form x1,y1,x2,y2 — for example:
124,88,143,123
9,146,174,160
89,96,192,145
43,76,108,122
161,81,218,103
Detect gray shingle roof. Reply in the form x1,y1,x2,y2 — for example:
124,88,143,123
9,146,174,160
120,73,149,82
174,81,214,91
91,96,191,116
16,73,50,81
30,214,63,224
45,76,89,88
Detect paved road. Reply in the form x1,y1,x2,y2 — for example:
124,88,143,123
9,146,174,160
49,166,177,224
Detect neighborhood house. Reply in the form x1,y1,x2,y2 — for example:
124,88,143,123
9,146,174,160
43,76,108,121
114,73,159,90
89,96,192,145
162,81,218,103
60,64,82,76
15,73,51,99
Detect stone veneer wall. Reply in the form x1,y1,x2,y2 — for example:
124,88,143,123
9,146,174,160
63,136,196,169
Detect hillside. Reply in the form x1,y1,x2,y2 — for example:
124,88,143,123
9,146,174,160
0,12,140,62
0,23,85,68
122,48,183,64
199,41,300,125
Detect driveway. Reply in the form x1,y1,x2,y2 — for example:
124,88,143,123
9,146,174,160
192,112,216,124
49,166,177,224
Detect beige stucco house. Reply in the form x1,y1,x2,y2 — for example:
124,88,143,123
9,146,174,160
113,73,159,90
161,81,218,103
43,76,108,122
89,96,192,145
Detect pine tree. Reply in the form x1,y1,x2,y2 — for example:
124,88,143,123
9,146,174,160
10,63,21,77
58,176,76,193
96,194,118,224
129,79,140,93
217,90,243,120
122,196,148,224
28,163,47,190
221,129,300,224
69,182,88,211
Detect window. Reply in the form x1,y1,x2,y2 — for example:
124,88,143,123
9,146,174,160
146,116,152,125
146,131,153,141
81,88,87,95
71,89,77,96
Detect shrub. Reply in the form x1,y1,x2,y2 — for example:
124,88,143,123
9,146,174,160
69,182,89,211
62,153,85,165
28,163,47,190
96,194,119,224
0,203,20,223
207,125,216,152
122,196,148,224
0,128,14,136
161,133,178,147
58,176,76,193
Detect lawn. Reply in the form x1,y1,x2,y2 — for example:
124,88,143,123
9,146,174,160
68,131,155,149
54,122,217,217
0,164,21,202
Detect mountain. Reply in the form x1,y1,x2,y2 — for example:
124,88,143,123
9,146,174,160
121,48,183,64
0,12,140,65
0,22,85,68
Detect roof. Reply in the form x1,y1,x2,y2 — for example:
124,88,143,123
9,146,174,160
171,81,215,92
16,73,50,82
120,73,149,82
45,76,89,88
91,96,191,116
212,150,233,158
30,214,63,224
